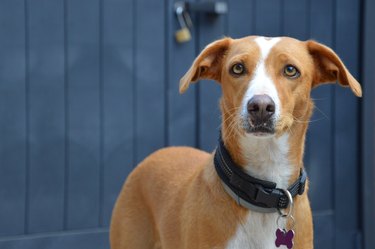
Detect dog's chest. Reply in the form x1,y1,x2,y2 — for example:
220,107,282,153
224,134,292,249
225,212,281,249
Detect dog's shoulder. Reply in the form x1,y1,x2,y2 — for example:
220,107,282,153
126,146,211,192
138,146,210,171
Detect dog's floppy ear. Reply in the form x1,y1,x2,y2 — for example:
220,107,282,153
179,37,232,93
306,40,362,97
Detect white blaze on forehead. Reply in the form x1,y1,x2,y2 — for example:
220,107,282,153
242,37,281,118
256,37,281,59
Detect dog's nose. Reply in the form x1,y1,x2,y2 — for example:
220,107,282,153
247,95,275,124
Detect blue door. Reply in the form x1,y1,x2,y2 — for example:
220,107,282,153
0,0,362,248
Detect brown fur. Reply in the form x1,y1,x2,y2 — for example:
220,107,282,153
110,36,361,249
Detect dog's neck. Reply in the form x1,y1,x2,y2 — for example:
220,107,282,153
220,108,310,189
237,134,293,189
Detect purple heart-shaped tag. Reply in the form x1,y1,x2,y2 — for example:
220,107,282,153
275,228,294,249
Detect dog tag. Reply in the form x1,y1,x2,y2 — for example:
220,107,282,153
275,228,294,249
275,189,295,249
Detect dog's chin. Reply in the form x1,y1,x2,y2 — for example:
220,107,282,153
244,126,275,138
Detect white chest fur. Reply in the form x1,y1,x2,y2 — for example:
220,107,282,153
225,134,292,249
225,212,280,249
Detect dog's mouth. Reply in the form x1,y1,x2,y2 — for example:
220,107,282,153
242,118,275,136
247,126,275,136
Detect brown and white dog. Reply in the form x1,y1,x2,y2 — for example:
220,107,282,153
110,36,362,249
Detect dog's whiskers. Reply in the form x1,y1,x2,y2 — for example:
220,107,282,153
225,117,239,141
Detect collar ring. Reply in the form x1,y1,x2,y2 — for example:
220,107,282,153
277,189,293,217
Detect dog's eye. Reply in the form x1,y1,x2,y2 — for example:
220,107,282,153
283,65,300,78
230,63,245,76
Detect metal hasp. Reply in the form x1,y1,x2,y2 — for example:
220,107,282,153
174,1,227,43
174,2,193,43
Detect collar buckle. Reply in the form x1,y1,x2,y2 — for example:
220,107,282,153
254,185,283,208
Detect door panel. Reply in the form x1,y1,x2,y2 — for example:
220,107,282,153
334,0,360,247
0,0,27,237
255,0,282,36
167,0,198,147
101,0,135,227
66,0,101,230
228,0,253,38
0,229,108,249
314,214,334,249
283,0,309,39
27,0,66,233
135,0,166,162
307,0,335,213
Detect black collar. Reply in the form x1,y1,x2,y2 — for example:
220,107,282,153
214,136,307,213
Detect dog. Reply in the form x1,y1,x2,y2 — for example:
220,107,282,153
110,36,362,249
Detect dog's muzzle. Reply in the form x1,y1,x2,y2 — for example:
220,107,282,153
244,94,276,134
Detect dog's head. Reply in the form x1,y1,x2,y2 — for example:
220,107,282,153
180,36,361,138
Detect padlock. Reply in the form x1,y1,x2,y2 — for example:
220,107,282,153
175,5,192,43
175,27,191,43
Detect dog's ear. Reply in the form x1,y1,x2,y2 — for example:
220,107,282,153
306,40,362,97
179,37,232,94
